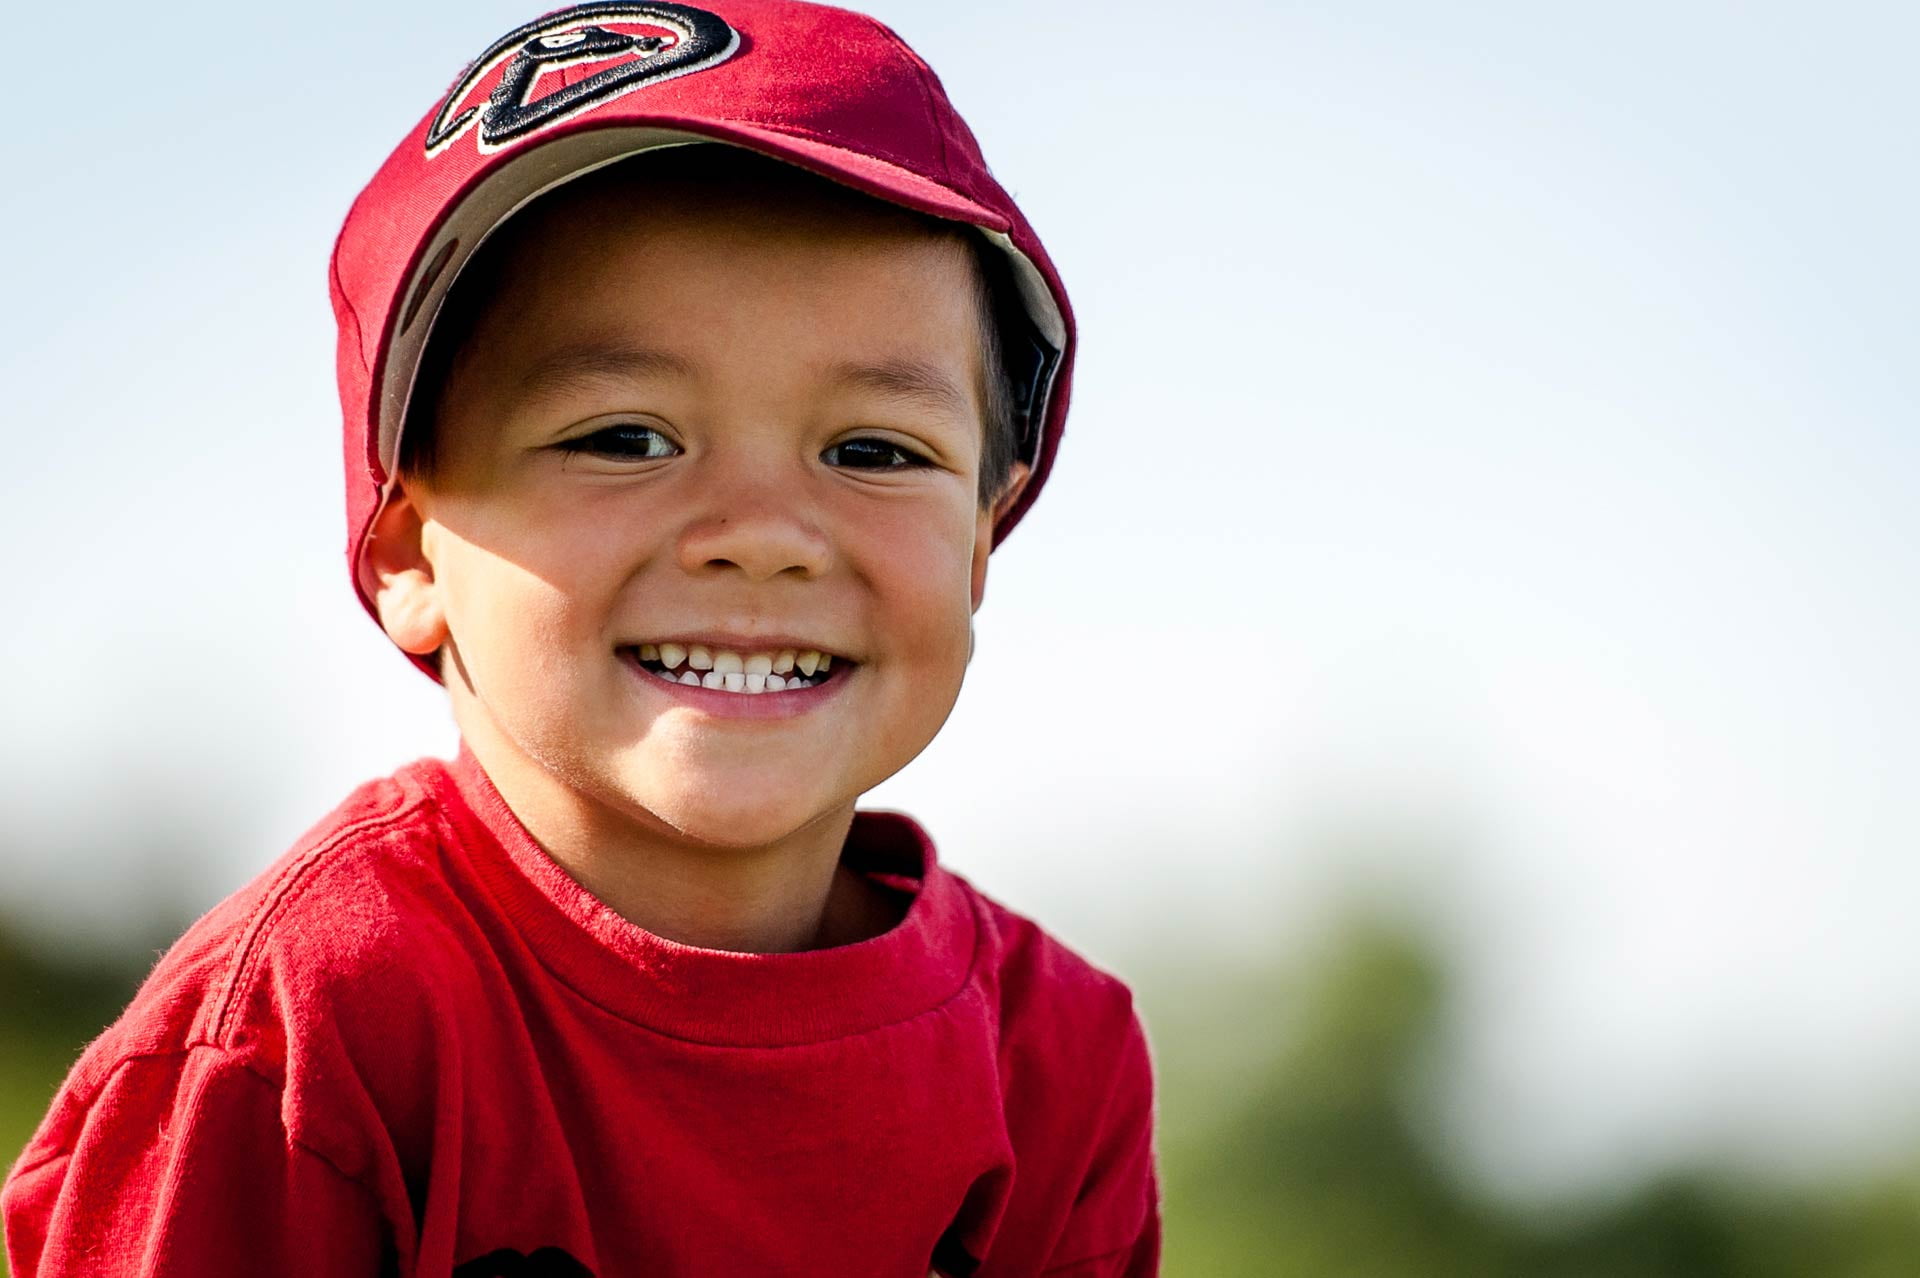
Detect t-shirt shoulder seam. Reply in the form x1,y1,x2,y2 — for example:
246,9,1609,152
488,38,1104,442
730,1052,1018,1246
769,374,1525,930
203,781,426,1046
8,1043,381,1202
5,1048,192,1181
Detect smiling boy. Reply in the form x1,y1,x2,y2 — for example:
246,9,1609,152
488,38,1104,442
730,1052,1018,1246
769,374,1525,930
1,3,1160,1276
376,152,1022,957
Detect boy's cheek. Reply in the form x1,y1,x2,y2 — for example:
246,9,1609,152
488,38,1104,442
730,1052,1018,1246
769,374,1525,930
850,490,980,567
869,535,978,635
442,495,651,607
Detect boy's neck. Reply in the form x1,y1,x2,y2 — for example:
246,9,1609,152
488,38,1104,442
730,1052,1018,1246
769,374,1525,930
454,723,903,956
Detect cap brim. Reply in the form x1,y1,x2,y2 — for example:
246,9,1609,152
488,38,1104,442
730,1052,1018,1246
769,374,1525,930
371,118,1064,481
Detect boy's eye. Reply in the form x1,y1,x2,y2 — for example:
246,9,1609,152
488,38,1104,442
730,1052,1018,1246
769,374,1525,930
822,437,931,470
558,424,680,460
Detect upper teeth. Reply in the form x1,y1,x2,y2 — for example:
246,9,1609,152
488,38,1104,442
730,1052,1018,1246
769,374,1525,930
634,643,836,694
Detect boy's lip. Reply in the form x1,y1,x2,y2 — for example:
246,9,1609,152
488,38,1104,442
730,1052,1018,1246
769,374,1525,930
616,646,852,719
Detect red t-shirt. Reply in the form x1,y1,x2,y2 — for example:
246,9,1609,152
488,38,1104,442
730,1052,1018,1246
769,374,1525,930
2,745,1160,1276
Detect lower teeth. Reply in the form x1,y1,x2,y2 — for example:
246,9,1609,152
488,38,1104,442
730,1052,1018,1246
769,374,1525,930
638,659,823,693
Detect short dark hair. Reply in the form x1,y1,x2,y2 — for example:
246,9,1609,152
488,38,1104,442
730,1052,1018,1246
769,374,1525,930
399,146,1021,506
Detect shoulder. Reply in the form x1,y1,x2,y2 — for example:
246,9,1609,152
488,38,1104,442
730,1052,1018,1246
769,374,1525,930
25,759,465,1165
202,760,471,1052
951,871,1145,1055
942,871,1160,1261
943,870,1155,1131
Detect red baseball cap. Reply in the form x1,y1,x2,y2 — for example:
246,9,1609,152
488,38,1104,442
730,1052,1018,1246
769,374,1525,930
330,0,1073,682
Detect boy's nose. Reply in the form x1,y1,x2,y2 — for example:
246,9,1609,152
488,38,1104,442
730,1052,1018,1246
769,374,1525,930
675,491,834,582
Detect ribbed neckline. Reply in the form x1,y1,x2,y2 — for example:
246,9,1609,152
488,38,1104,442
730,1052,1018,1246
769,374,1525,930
416,742,977,1047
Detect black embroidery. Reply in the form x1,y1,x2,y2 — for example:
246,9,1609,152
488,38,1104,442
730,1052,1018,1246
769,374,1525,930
427,3,739,156
453,1246,595,1277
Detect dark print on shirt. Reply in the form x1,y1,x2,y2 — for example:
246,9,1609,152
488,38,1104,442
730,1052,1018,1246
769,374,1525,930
452,1245,594,1277
932,1222,981,1277
426,3,740,156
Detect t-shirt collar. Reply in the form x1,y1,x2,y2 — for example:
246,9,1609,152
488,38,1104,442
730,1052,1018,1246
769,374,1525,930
421,741,978,1046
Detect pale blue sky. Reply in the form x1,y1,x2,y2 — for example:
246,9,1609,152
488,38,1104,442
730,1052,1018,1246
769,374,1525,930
3,0,1916,1200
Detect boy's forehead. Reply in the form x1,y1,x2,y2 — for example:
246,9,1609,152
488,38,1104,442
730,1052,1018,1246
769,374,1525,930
450,186,986,404
463,156,971,317
439,151,974,341
488,150,968,263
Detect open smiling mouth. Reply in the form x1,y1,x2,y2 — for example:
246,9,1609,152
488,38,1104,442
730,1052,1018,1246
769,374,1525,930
619,642,849,695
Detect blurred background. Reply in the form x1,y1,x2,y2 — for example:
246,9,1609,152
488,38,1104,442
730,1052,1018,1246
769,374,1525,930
3,1,1917,1272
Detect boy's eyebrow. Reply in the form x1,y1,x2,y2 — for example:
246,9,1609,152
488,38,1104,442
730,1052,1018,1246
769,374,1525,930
829,357,973,419
512,342,971,418
516,340,698,400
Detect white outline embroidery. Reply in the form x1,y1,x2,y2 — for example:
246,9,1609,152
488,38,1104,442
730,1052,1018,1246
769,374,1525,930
426,4,740,158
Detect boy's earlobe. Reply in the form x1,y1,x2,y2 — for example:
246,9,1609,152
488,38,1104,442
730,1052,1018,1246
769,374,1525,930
366,487,449,657
991,462,1034,528
971,462,1033,613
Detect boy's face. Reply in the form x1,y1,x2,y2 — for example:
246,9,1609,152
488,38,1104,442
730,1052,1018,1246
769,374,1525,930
371,172,1027,851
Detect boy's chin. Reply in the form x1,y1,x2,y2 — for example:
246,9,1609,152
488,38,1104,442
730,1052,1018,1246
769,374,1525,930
634,784,852,852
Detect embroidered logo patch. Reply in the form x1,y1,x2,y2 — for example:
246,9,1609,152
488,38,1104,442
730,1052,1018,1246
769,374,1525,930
427,3,740,157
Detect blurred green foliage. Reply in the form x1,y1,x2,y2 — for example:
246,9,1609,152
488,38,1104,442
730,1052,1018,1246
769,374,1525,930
4,909,1919,1276
0,923,162,1277
1137,914,1920,1277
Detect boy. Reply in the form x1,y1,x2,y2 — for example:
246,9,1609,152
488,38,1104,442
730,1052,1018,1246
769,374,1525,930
1,2,1159,1274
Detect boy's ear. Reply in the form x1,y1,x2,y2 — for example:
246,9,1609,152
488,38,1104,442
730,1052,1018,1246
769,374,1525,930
365,485,449,657
971,461,1033,613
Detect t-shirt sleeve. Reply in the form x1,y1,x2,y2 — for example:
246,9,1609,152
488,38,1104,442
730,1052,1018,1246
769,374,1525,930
1040,1004,1163,1277
2,1044,393,1277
